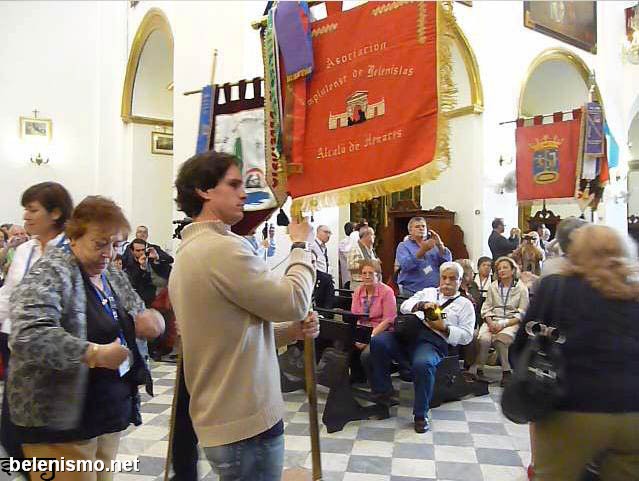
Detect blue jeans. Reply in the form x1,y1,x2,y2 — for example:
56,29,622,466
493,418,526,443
369,331,444,418
203,434,284,481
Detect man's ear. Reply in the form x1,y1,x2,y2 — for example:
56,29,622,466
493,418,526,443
195,188,212,200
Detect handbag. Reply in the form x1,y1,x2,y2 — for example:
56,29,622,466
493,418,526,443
394,295,460,345
501,277,565,424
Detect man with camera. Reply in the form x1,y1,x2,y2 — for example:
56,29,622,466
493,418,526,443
488,217,520,260
396,217,452,296
125,238,167,307
366,262,475,433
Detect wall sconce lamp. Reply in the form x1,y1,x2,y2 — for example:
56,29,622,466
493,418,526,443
30,153,50,166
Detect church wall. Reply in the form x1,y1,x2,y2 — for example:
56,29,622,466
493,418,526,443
130,123,175,251
0,1,106,225
421,114,485,261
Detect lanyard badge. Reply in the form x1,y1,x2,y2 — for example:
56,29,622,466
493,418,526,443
93,275,131,377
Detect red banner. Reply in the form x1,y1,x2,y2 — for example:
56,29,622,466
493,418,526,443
286,2,446,212
516,112,583,203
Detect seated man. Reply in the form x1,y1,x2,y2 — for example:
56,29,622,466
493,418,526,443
366,262,475,433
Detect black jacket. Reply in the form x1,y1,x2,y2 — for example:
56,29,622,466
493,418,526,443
125,263,157,307
122,243,173,279
488,231,519,260
512,274,639,413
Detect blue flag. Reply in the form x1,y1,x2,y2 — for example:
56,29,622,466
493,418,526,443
604,122,619,169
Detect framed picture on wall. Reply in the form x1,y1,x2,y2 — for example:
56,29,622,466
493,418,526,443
627,4,639,42
20,117,52,140
151,131,173,155
524,1,597,54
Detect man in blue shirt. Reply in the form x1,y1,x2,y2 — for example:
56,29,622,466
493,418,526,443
396,217,452,296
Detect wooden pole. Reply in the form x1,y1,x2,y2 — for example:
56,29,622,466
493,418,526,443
304,335,322,480
163,342,182,481
210,49,218,86
282,330,323,481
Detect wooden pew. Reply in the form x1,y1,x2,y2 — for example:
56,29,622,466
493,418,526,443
313,309,391,433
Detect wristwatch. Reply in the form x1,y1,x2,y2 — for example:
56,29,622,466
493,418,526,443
290,241,309,251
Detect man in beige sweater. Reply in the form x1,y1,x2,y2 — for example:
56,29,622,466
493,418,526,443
169,151,318,481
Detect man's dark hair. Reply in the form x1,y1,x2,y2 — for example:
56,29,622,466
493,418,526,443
130,238,148,249
344,222,354,236
175,151,239,218
477,256,492,269
491,218,504,230
21,182,73,229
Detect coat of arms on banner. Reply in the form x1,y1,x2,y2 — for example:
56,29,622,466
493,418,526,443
516,110,582,203
530,135,562,185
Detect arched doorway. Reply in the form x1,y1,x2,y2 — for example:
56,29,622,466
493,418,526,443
121,8,174,250
517,48,601,233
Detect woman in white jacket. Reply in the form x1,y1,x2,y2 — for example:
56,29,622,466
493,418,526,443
0,182,73,464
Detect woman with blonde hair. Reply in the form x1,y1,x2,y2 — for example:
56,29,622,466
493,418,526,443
468,256,529,386
512,225,639,481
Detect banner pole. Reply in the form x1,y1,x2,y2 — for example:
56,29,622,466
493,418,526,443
163,342,182,481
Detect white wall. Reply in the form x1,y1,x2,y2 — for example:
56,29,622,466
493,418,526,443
0,1,104,224
130,124,174,251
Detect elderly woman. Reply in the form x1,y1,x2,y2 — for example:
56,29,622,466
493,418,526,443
468,256,528,386
513,225,639,481
351,259,397,339
8,196,164,481
351,259,397,382
368,262,475,433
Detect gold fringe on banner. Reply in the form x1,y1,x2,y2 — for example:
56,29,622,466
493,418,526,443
290,1,458,217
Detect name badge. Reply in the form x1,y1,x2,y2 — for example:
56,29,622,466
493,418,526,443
118,357,131,377
118,338,131,377
423,265,433,277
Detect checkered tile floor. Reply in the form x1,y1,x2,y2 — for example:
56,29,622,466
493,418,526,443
1,362,530,481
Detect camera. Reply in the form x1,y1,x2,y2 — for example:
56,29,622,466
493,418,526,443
424,305,446,322
525,321,565,344
172,218,192,239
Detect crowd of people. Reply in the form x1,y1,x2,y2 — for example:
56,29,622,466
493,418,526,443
0,153,637,481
